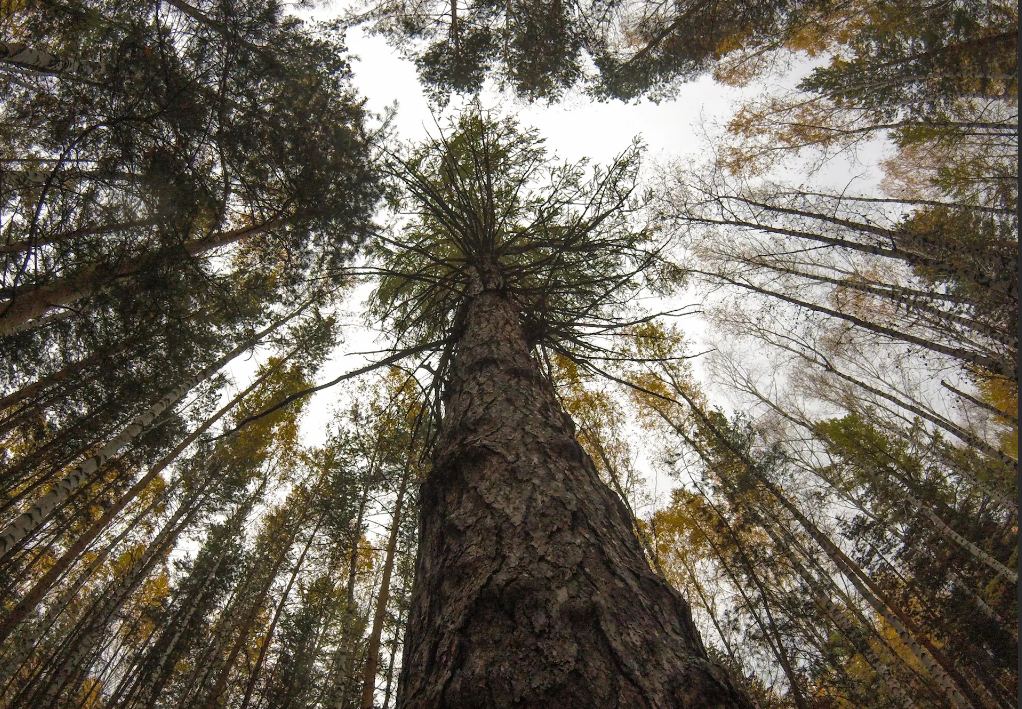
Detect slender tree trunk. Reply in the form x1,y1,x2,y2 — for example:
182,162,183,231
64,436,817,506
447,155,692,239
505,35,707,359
0,349,107,414
693,493,810,709
130,483,267,709
0,352,291,645
397,287,748,708
756,513,919,709
738,255,1016,349
942,380,1019,424
238,514,325,709
21,484,208,709
382,607,405,709
0,303,304,554
947,571,1018,642
202,517,302,709
697,270,1014,379
728,336,1017,508
686,212,1016,299
751,473,978,709
331,460,378,708
0,482,171,695
1,309,74,336
0,219,283,335
360,467,411,709
0,218,156,256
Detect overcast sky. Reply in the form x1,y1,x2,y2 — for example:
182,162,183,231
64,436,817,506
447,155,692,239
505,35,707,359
216,11,890,510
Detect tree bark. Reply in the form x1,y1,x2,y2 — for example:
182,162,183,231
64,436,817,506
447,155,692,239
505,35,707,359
696,270,1015,379
0,303,304,555
0,41,104,78
0,351,291,645
330,461,377,709
202,513,303,709
397,287,748,708
238,514,325,709
361,467,411,708
0,219,282,336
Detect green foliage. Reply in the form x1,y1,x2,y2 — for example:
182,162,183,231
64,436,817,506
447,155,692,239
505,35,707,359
371,109,654,362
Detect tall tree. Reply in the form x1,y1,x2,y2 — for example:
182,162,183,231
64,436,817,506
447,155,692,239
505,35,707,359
369,111,747,707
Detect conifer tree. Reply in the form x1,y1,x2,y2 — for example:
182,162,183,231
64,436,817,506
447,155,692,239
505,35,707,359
369,110,747,708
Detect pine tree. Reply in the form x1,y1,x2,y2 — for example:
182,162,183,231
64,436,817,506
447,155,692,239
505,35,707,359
369,110,747,707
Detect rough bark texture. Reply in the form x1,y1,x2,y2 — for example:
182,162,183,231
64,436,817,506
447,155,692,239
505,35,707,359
398,288,749,708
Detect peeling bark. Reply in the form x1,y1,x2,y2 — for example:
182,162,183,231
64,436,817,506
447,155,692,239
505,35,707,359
398,288,748,708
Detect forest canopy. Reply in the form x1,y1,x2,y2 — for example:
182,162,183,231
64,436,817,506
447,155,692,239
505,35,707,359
0,0,1016,708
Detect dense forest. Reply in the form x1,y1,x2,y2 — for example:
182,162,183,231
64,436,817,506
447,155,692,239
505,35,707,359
0,0,1016,707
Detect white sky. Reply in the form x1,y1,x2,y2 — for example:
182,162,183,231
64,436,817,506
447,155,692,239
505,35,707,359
218,9,891,518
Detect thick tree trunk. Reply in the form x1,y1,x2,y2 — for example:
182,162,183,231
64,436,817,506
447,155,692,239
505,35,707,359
397,288,747,708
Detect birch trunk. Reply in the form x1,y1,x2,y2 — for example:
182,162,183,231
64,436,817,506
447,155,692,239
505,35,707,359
698,270,1014,379
397,288,748,708
753,473,978,709
23,484,208,709
692,493,810,709
897,488,1017,584
0,41,104,78
130,485,266,709
0,219,283,335
0,353,290,645
0,309,73,336
0,483,170,695
0,303,304,555
758,520,919,709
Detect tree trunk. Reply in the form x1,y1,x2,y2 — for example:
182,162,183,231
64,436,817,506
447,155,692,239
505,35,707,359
238,514,325,709
22,484,208,709
0,303,304,555
330,448,382,709
202,515,302,709
0,218,156,256
749,472,978,709
0,41,104,78
361,467,411,709
382,607,405,709
397,287,747,708
697,270,1014,379
0,351,291,645
693,493,810,709
0,219,282,335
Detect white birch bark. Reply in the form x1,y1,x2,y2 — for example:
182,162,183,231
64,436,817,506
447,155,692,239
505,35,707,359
0,303,308,555
761,523,918,709
763,481,974,709
899,488,1017,584
0,41,105,77
1,308,73,336
948,571,1018,642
